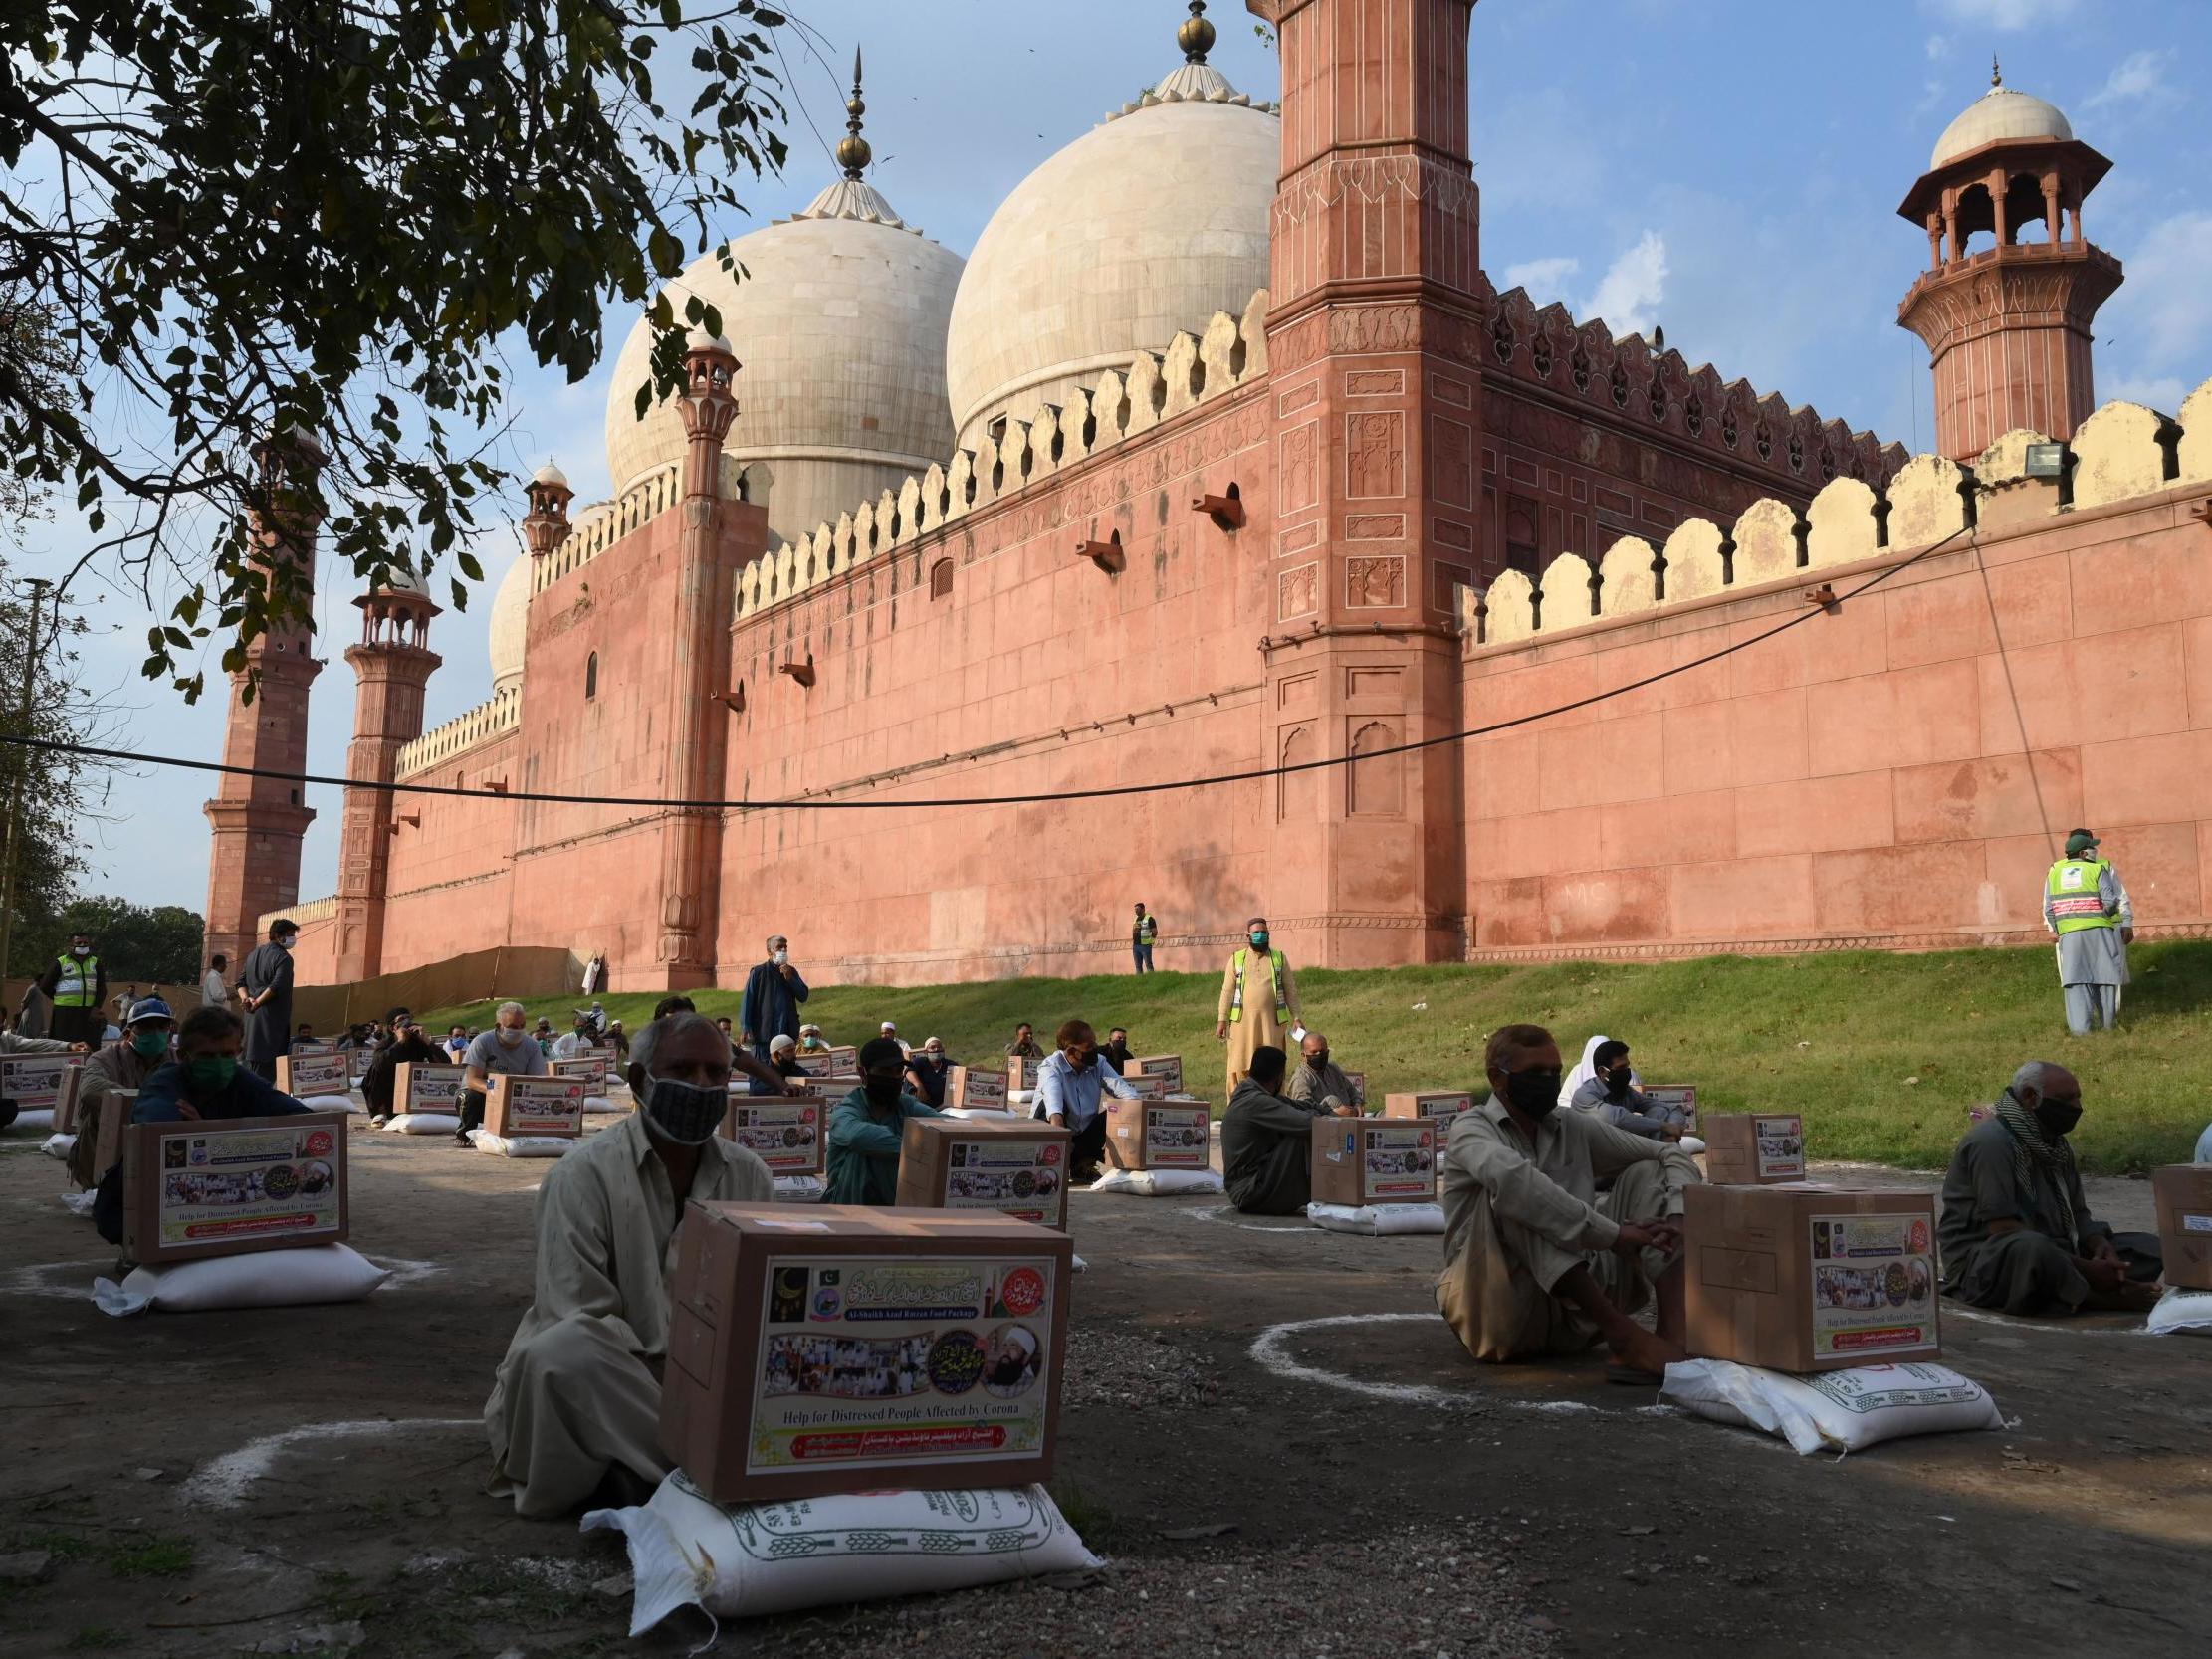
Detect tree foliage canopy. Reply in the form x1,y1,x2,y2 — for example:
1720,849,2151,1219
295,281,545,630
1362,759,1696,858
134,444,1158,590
9,892,205,982
0,0,787,701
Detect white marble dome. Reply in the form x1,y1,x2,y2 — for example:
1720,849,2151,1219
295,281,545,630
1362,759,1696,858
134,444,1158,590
601,179,963,547
944,63,1278,452
1932,83,2073,169
488,553,531,690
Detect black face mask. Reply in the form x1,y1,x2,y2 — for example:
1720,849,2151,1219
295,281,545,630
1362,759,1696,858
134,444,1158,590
1603,1066,1631,1099
2035,1097,2084,1138
1069,1051,1095,1071
863,1073,904,1108
1308,1050,1330,1071
1502,1069,1563,1121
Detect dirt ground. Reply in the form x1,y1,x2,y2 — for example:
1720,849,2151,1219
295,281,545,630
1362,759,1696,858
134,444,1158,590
2,1119,2207,1659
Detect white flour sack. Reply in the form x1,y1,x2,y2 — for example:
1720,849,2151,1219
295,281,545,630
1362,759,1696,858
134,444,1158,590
469,1131,572,1158
41,1132,76,1160
298,1095,361,1115
581,1095,618,1114
93,1244,390,1317
383,1113,462,1135
2146,1287,2212,1337
772,1174,825,1203
1089,1167,1222,1196
1660,1359,2003,1456
1307,1201,1446,1236
9,1109,55,1132
582,1475,1101,1635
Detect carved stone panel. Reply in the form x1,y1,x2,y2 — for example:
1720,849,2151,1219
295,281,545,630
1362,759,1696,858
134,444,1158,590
1344,555,1407,609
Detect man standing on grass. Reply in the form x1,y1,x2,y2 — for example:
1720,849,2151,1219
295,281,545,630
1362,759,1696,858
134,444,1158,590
1131,902,1159,973
739,933,809,1066
1940,1061,2161,1315
1216,915,1300,1100
1437,1024,1698,1380
2044,828,2130,1035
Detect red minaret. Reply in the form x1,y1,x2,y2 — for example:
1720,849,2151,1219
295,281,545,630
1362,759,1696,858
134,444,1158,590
1897,65,2122,461
655,336,745,986
202,431,327,974
1249,0,1479,966
330,572,442,982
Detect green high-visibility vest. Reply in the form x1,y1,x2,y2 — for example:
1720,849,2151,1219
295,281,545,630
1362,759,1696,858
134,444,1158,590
1137,915,1158,946
51,952,99,1007
2046,859,2116,935
1228,947,1288,1022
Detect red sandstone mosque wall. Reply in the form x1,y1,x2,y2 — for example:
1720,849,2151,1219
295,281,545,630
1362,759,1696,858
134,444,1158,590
712,386,1277,985
1459,450,2212,956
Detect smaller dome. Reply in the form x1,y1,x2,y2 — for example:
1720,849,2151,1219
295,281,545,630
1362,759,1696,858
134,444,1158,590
532,460,569,489
488,554,531,689
377,565,430,597
1931,81,2072,168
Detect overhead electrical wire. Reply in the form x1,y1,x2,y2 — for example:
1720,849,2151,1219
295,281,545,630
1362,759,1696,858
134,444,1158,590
0,523,1973,813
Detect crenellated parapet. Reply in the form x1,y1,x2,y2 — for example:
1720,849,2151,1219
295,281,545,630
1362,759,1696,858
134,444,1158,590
533,454,769,595
1479,275,1907,493
735,289,1271,620
393,683,521,779
1466,376,2212,649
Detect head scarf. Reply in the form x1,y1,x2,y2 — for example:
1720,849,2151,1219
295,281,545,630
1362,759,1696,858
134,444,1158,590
1992,1089,2081,1250
1559,1035,1638,1110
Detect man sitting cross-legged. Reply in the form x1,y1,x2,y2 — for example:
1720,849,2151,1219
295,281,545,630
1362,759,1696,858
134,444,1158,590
483,1013,773,1518
1438,1023,1700,1380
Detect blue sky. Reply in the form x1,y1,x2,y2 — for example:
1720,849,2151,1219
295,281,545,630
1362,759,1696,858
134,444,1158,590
19,0,2212,914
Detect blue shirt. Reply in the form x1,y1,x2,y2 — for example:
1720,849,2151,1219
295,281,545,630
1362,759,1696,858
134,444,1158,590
1032,1050,1140,1130
94,1063,308,1244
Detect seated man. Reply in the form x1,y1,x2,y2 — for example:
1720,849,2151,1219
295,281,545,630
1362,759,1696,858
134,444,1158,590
1285,1031,1364,1114
69,997,170,1186
92,1005,308,1245
797,1022,829,1054
485,1013,773,1519
362,1014,443,1127
1100,1027,1135,1076
459,1001,551,1144
550,1011,600,1060
1438,1024,1699,1378
904,1036,952,1109
825,1036,942,1203
0,1004,83,1131
1941,1061,2162,1315
1222,1044,1353,1214
1567,1039,1686,1141
1032,1019,1140,1183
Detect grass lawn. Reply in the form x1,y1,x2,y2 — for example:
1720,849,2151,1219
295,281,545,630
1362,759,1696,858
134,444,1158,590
409,941,2212,1175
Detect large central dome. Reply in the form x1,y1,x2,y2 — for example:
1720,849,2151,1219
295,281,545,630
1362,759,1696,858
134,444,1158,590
944,40,1277,452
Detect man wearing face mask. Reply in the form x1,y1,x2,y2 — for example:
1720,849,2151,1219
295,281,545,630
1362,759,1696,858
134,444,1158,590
826,1036,944,1204
69,997,169,1186
1939,1061,2162,1314
1438,1024,1699,1379
1286,1031,1364,1114
1216,915,1301,1100
1567,1041,1686,1141
38,930,108,1046
904,1037,953,1109
93,1005,308,1246
1033,1018,1143,1183
1225,1044,1356,1214
457,1000,552,1144
237,918,300,1081
484,1013,774,1519
739,933,809,1066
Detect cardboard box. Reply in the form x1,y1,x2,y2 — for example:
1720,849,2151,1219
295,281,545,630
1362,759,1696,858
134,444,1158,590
1,1051,82,1117
1309,1117,1439,1206
88,1086,136,1186
945,1066,1008,1113
896,1117,1073,1230
277,1044,351,1099
661,1203,1073,1504
1104,1100,1213,1172
1642,1086,1697,1128
1702,1113,1806,1184
1123,1073,1170,1100
122,1111,349,1265
2152,1165,2212,1292
1683,1184,1940,1372
1380,1090,1474,1128
51,1062,86,1134
394,1062,467,1117
483,1073,585,1139
553,1054,610,1095
721,1097,828,1178
349,1046,374,1082
1006,1054,1048,1093
1120,1054,1184,1095
1343,1071,1368,1110
793,1051,841,1079
790,1044,860,1078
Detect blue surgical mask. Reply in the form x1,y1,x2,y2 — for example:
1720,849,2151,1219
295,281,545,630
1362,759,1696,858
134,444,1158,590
1249,930,1269,949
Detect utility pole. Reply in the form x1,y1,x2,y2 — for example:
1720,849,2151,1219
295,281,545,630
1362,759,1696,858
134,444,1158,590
0,577,51,981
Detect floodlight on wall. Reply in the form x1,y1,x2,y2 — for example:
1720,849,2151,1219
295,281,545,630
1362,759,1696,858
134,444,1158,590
2023,443,2066,479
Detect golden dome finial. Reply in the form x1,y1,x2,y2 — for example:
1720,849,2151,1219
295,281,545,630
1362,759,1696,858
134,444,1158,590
1178,1,1216,66
835,45,871,181
1991,54,2003,88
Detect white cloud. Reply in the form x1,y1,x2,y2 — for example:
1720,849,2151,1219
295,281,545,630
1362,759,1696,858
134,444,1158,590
2103,210,2212,365
1925,34,1949,60
1924,0,2080,30
1499,255,1580,299
1585,231,1669,338
2083,49,2178,115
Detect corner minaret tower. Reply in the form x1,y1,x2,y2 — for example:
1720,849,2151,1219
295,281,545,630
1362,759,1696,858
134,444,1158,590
1897,62,2122,461
202,430,327,975
1249,0,1480,966
330,570,441,982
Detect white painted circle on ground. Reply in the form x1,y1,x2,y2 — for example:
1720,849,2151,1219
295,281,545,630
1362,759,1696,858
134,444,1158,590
182,1417,482,1509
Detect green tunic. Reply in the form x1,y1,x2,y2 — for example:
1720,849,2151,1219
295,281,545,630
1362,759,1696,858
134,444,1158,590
824,1088,940,1205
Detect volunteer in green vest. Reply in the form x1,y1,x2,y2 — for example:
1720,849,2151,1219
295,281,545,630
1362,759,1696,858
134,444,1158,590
1216,915,1302,1100
1131,901,1159,973
37,931,107,1045
2043,828,2130,1036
